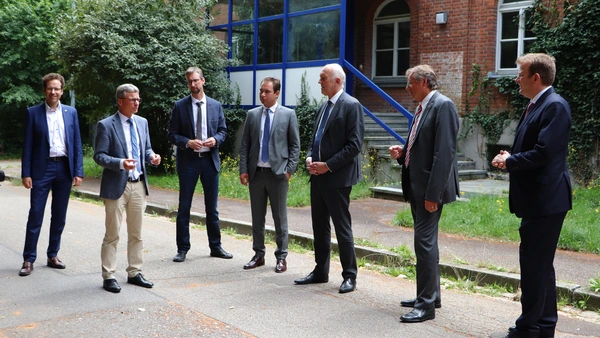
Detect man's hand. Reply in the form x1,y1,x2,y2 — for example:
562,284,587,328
22,177,32,189
308,161,330,175
150,154,162,166
389,145,403,159
187,139,204,151
73,176,83,187
240,173,249,186
492,150,510,170
425,199,438,213
123,159,137,170
201,137,217,148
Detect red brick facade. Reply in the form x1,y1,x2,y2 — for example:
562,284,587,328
353,0,500,114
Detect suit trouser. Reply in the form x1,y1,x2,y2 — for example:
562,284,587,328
176,155,221,253
248,169,289,259
310,183,357,280
410,201,442,310
23,160,72,262
101,181,146,280
514,212,566,338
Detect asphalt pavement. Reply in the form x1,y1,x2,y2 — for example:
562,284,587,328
1,160,600,337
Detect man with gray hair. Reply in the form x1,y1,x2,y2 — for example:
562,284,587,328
389,64,460,322
94,83,162,293
295,63,364,294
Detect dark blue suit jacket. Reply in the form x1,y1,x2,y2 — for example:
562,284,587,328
167,95,227,172
506,87,572,218
21,103,84,180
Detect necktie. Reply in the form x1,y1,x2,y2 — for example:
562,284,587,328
196,101,204,140
312,101,332,162
127,118,142,179
404,104,423,167
524,101,534,117
261,108,271,163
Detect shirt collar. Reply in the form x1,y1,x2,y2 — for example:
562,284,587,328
192,94,206,105
420,90,437,111
531,86,552,104
329,89,344,105
264,102,278,112
45,102,62,113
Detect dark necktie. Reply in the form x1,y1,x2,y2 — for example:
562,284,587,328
404,104,423,167
196,101,204,140
312,101,332,162
127,118,142,179
261,108,271,163
524,101,534,117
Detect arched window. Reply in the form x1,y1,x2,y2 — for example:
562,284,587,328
496,0,536,73
372,0,410,78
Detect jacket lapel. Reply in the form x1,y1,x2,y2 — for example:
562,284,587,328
112,113,128,157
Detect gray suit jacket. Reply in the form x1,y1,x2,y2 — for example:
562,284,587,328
94,113,156,200
307,92,365,188
239,105,300,180
399,91,460,204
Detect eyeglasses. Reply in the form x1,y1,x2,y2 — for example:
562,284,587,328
516,73,534,80
187,78,202,84
121,98,142,103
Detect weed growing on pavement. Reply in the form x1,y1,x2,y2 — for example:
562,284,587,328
445,276,514,297
573,295,590,311
590,277,600,292
476,263,510,273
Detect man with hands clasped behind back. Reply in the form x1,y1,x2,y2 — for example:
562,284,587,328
94,84,161,293
239,76,300,273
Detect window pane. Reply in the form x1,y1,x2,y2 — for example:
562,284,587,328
289,0,340,13
501,12,519,39
397,21,410,48
287,11,340,62
375,51,393,76
377,0,410,18
397,49,410,76
524,13,535,38
232,0,254,22
258,20,283,64
376,24,394,50
500,41,517,68
232,24,254,65
260,0,283,17
524,39,535,54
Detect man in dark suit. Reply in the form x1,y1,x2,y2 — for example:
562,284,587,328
239,76,300,273
492,53,572,338
19,73,84,276
94,84,162,293
168,67,231,262
294,63,364,294
389,65,460,323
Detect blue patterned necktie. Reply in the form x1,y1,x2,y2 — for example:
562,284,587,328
128,118,142,179
261,108,271,163
312,101,332,162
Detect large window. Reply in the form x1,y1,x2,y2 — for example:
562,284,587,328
372,0,410,78
497,0,536,73
288,11,340,62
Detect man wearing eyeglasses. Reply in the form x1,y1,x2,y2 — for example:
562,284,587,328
94,83,162,293
492,53,572,338
168,67,231,262
19,73,84,277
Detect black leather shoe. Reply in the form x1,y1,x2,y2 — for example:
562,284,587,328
275,259,287,273
127,273,154,288
19,262,33,276
294,272,328,285
243,255,265,270
103,279,121,293
47,256,66,269
210,247,233,259
400,298,441,309
173,252,186,262
339,278,356,293
400,307,435,323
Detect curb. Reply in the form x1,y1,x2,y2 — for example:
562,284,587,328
33,184,597,311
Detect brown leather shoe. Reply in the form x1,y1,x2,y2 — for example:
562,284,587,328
243,255,265,270
47,256,66,269
19,262,33,276
275,259,287,273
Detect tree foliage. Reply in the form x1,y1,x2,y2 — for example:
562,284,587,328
0,0,70,154
53,0,232,172
529,0,600,183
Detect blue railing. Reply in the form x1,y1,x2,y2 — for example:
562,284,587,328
343,61,411,144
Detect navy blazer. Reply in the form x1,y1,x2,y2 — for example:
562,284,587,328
307,92,364,188
21,103,84,180
167,95,227,172
239,105,300,180
94,113,156,199
506,87,572,218
398,91,460,205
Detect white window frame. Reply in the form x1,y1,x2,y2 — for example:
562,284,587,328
372,0,410,78
496,0,535,74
